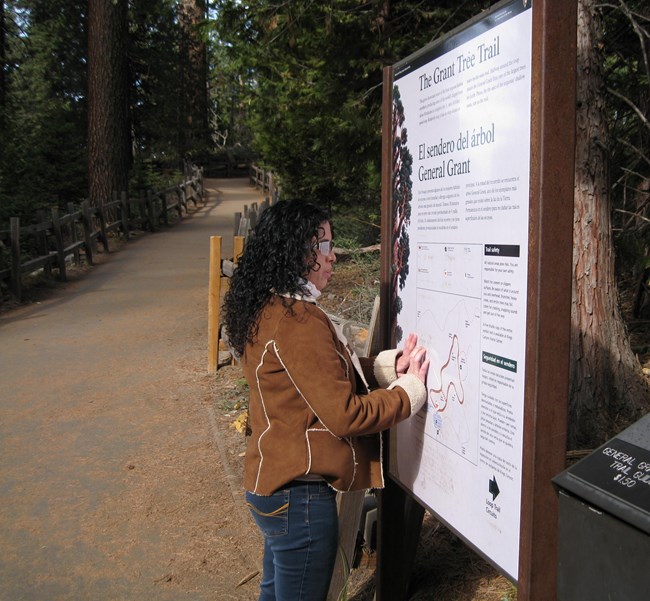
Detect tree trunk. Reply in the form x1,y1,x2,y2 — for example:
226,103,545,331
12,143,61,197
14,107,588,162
570,0,649,449
0,0,6,119
178,0,209,159
88,0,131,208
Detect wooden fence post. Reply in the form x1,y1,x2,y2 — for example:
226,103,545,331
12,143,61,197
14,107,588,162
181,182,188,215
97,200,110,252
327,491,367,601
237,216,250,238
268,173,274,202
68,202,81,266
36,209,52,277
137,190,145,228
10,217,21,300
51,207,67,281
160,192,169,225
233,236,245,262
196,173,204,202
208,236,222,375
80,201,94,265
177,187,185,219
146,190,155,232
120,191,130,239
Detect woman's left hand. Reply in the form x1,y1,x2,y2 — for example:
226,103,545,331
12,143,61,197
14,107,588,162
396,332,422,377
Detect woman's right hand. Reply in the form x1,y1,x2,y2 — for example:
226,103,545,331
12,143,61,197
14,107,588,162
406,346,429,385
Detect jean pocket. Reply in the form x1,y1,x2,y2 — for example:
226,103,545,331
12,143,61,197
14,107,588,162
246,490,289,537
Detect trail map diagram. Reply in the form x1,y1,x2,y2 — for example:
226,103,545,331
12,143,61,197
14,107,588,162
415,243,482,464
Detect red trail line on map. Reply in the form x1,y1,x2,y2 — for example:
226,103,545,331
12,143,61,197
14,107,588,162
430,334,465,412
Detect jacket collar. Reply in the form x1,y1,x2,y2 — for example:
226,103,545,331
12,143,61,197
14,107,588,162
278,278,321,304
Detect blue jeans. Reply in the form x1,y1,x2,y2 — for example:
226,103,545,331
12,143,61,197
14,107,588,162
246,481,339,601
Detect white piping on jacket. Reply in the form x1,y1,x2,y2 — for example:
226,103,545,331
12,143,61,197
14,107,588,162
252,342,274,493
252,299,384,493
273,338,358,490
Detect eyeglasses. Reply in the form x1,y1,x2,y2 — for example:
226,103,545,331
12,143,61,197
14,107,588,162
312,239,334,255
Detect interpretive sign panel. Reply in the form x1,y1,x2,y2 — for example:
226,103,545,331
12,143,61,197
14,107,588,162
388,0,533,579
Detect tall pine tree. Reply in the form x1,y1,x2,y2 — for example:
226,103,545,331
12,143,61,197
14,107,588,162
178,0,209,159
569,0,649,448
88,0,130,206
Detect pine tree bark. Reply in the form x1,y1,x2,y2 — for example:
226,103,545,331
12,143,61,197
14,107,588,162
570,0,649,449
178,0,209,159
88,0,130,208
0,1,6,116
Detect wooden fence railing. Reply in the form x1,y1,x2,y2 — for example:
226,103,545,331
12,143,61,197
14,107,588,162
233,199,270,238
234,164,281,239
0,164,204,301
249,164,280,204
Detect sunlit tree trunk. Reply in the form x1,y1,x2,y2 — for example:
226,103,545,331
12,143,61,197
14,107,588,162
88,0,130,207
570,0,649,448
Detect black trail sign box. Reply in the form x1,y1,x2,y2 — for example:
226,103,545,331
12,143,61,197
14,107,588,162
553,413,650,601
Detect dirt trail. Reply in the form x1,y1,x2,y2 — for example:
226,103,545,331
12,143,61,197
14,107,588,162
0,179,264,601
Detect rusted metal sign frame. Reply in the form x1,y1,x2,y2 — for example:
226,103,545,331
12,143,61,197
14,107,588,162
377,1,577,599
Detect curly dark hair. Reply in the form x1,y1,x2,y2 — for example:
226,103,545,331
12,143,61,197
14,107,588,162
223,200,331,356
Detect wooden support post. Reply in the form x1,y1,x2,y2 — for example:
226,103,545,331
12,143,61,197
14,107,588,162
10,217,21,301
81,201,94,265
376,478,425,601
221,236,246,364
327,492,366,601
207,235,246,373
208,236,222,375
233,236,245,262
51,207,67,281
518,2,577,599
376,62,425,601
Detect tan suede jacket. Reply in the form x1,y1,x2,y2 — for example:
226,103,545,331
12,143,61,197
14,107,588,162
241,294,426,495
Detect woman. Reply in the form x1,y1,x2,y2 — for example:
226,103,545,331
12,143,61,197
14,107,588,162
223,200,428,601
